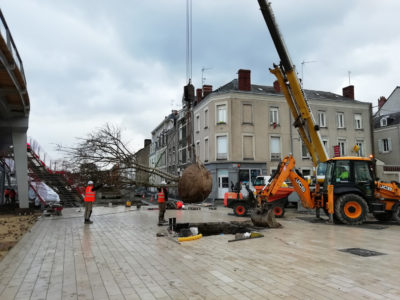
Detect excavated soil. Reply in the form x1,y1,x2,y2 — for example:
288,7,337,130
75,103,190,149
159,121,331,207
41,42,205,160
0,214,38,261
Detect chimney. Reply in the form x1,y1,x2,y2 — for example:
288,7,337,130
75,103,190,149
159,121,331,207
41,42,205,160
144,139,151,147
203,85,213,97
238,69,251,91
342,85,354,100
378,96,387,109
196,88,203,103
273,80,281,93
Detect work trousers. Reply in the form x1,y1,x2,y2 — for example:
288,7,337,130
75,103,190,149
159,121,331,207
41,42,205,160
84,201,93,220
158,202,166,222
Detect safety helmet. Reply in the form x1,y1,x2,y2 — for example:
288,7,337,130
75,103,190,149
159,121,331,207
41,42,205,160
88,181,94,185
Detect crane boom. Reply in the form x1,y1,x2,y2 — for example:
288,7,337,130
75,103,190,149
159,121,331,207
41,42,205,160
257,0,328,166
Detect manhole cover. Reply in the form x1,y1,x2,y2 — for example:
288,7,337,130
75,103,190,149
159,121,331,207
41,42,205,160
339,248,386,257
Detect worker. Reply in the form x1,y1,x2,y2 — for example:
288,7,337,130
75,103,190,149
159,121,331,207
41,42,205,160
157,181,167,226
84,181,102,224
339,167,349,181
9,189,16,206
4,189,10,204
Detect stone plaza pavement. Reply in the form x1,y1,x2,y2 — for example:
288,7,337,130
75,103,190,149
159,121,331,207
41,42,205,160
0,204,400,300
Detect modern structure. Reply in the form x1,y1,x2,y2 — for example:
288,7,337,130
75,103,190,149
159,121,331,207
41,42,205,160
193,69,373,200
0,10,30,208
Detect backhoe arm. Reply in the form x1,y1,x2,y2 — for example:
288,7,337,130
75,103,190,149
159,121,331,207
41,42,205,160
259,155,315,209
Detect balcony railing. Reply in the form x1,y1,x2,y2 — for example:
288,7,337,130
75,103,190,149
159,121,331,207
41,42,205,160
0,9,26,85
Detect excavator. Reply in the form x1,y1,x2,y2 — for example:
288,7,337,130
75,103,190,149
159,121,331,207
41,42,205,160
252,0,400,226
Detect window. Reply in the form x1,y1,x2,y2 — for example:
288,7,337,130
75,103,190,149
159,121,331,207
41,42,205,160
196,115,200,132
204,138,209,161
242,104,253,124
380,117,387,127
217,135,227,159
318,111,327,127
204,109,209,128
338,139,346,156
270,107,279,125
301,142,310,159
243,135,254,160
178,147,187,163
354,161,372,182
302,169,311,177
356,140,364,157
378,138,392,153
217,104,227,124
195,141,200,158
354,114,362,129
270,136,281,160
322,138,329,155
337,112,345,128
179,124,186,142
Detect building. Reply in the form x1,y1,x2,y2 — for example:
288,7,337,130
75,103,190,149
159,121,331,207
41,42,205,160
134,139,151,185
193,69,373,200
373,87,400,181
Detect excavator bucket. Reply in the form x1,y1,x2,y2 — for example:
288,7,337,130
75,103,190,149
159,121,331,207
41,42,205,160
251,208,281,228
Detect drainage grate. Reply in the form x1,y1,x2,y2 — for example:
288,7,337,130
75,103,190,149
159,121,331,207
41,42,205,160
339,248,386,257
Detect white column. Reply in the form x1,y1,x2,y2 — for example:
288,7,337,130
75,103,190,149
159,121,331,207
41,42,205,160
12,130,29,208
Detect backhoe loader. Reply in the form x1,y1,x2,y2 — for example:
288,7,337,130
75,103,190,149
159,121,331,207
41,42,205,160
253,0,400,226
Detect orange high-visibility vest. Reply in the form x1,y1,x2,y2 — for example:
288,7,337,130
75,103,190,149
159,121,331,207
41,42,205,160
158,188,165,203
84,186,95,202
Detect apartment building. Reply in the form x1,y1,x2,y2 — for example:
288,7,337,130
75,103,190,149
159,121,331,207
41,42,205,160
373,87,400,180
193,69,373,200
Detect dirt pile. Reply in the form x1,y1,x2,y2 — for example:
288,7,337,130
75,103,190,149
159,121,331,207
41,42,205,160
178,162,212,203
0,214,38,261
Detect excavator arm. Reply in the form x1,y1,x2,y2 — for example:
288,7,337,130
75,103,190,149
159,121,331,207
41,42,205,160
259,155,316,209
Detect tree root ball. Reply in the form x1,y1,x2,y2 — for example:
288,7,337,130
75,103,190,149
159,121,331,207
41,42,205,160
178,163,212,203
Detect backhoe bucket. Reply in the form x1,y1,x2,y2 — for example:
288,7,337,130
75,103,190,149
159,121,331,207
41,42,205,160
251,208,281,228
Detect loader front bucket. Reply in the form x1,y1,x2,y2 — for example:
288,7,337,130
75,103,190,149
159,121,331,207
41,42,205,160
251,207,281,228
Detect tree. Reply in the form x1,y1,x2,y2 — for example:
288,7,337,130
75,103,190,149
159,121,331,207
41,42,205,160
58,124,179,189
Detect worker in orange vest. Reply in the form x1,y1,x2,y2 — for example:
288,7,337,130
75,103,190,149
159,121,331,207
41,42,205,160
157,182,168,225
84,180,98,224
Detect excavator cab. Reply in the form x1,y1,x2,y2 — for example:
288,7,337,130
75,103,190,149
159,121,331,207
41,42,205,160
322,157,378,224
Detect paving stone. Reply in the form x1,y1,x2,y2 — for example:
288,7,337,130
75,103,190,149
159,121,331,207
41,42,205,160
0,206,399,299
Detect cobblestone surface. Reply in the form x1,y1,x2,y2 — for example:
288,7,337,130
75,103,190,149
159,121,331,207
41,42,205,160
0,205,399,299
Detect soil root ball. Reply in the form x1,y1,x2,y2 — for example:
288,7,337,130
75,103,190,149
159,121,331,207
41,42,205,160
178,163,212,203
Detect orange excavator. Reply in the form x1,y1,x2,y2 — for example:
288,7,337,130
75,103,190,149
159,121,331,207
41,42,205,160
253,0,400,226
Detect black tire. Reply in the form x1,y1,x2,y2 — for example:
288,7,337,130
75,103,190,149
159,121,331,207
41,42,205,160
373,212,393,222
392,203,400,224
233,203,248,217
334,193,368,225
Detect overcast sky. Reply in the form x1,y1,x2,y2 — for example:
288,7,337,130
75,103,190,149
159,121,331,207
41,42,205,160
2,0,400,160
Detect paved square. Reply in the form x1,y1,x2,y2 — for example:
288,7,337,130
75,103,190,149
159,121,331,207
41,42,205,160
0,205,400,299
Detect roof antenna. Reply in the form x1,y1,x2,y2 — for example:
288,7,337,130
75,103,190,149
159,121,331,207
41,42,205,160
348,71,351,85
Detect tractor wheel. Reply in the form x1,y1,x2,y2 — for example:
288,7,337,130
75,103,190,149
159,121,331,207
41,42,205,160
392,203,400,224
233,203,247,217
334,193,368,225
272,206,285,218
373,212,393,222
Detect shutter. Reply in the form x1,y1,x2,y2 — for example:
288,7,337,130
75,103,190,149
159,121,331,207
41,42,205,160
243,104,252,123
243,136,253,159
378,139,383,153
388,138,392,151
